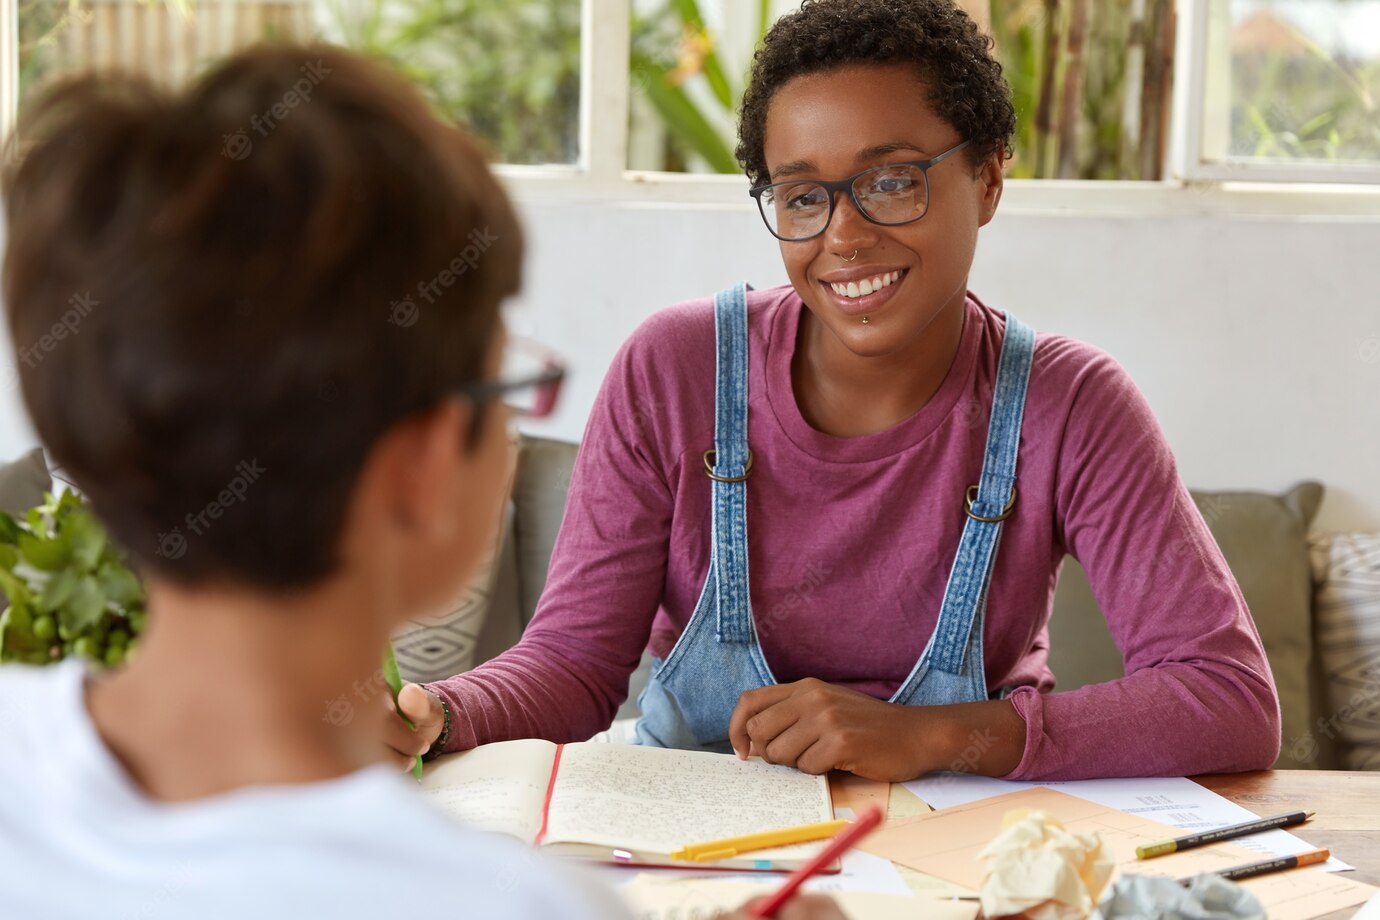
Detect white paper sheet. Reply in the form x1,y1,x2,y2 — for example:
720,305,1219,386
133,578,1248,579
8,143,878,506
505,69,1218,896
1353,889,1380,920
593,848,915,896
901,775,1352,872
590,804,914,896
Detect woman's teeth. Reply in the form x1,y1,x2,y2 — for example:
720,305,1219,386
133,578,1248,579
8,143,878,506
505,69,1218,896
829,270,902,299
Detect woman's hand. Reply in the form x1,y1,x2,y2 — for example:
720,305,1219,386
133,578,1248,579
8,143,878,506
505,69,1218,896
718,893,848,920
728,678,934,781
728,677,1028,782
382,682,446,769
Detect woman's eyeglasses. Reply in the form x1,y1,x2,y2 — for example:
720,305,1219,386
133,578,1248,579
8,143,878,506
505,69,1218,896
457,337,565,420
748,139,972,242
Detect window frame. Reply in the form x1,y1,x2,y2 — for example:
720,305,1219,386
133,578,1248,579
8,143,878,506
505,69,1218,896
1,0,16,146
3,0,1379,219
1175,0,1380,187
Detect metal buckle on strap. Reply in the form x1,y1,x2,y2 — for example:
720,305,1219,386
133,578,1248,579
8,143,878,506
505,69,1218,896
964,484,1017,522
703,449,753,483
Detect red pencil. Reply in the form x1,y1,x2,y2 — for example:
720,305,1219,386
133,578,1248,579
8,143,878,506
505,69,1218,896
748,805,885,918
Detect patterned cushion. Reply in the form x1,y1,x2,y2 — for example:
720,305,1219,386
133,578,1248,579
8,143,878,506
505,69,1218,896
1310,532,1380,770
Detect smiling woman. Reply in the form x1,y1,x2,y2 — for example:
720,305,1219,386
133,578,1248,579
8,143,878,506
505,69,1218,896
402,0,1283,785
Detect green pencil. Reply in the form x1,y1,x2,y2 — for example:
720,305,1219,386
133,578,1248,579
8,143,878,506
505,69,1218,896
382,643,424,780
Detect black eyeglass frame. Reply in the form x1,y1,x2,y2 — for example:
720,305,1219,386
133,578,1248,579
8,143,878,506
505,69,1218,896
456,363,565,419
747,139,973,242
450,337,567,447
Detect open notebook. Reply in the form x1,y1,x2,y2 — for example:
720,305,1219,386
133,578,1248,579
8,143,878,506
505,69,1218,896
420,739,838,871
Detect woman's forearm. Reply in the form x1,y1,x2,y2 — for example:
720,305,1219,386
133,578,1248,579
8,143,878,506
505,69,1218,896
905,698,1027,779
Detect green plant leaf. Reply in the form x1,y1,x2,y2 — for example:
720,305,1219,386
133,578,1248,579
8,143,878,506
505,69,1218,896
39,568,77,613
670,0,733,109
59,575,105,634
632,51,739,173
0,598,40,660
17,529,70,571
0,512,21,545
96,561,143,608
0,568,29,606
0,605,14,661
1297,110,1334,139
65,510,107,571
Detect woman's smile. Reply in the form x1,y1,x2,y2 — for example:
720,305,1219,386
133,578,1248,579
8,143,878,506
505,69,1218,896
817,266,909,316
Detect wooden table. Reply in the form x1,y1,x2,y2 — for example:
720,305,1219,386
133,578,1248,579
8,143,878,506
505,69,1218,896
878,770,1379,918
1196,770,1380,917
1196,771,1380,885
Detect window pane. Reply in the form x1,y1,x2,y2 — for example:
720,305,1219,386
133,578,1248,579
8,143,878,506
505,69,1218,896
324,0,581,166
1228,0,1380,165
628,0,768,174
628,0,1174,180
16,0,581,167
985,0,1175,180
18,0,317,104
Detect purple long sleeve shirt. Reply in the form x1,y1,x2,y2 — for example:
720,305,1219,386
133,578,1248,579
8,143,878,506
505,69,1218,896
429,285,1281,779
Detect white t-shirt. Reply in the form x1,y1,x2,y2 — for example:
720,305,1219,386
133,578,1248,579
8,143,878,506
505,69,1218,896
0,661,629,920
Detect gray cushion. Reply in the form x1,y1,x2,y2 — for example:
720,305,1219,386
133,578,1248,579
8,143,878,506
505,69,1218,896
1048,483,1325,769
512,435,580,627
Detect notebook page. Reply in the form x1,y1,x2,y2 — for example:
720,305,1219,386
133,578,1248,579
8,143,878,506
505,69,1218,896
418,738,557,841
620,875,980,920
543,744,832,854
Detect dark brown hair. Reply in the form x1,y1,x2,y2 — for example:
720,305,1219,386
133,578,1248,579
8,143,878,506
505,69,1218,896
2,44,523,589
736,0,1016,187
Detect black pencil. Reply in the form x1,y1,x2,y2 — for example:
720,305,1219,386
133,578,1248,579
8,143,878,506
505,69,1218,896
1177,848,1331,885
1137,810,1314,859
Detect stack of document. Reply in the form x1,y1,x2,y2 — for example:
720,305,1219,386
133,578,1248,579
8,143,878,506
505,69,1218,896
850,775,1377,920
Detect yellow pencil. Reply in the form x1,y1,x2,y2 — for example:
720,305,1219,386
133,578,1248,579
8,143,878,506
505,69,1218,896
669,819,850,863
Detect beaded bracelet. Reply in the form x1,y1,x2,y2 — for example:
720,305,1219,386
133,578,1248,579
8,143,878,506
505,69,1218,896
420,691,452,762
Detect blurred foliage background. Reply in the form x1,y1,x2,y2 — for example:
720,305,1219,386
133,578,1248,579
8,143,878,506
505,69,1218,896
320,0,581,165
1230,0,1380,162
14,0,1380,175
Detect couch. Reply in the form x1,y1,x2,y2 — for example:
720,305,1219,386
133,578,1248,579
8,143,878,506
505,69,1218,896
425,435,1346,771
0,440,1361,770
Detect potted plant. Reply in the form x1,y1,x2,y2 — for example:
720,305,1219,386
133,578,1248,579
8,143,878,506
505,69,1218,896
0,491,145,668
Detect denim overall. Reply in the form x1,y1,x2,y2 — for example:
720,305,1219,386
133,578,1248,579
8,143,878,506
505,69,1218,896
633,282,1036,752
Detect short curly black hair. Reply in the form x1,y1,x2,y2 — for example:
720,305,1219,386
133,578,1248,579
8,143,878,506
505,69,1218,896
736,0,1015,187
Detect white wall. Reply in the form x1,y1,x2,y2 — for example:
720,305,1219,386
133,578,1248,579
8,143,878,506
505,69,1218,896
1,197,1377,533
507,197,1380,534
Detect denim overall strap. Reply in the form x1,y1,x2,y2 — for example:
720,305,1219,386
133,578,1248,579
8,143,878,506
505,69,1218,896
707,281,753,644
631,282,770,750
926,314,1036,675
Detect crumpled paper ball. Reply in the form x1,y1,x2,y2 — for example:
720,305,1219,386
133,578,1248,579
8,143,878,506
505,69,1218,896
976,808,1116,920
1092,873,1266,920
